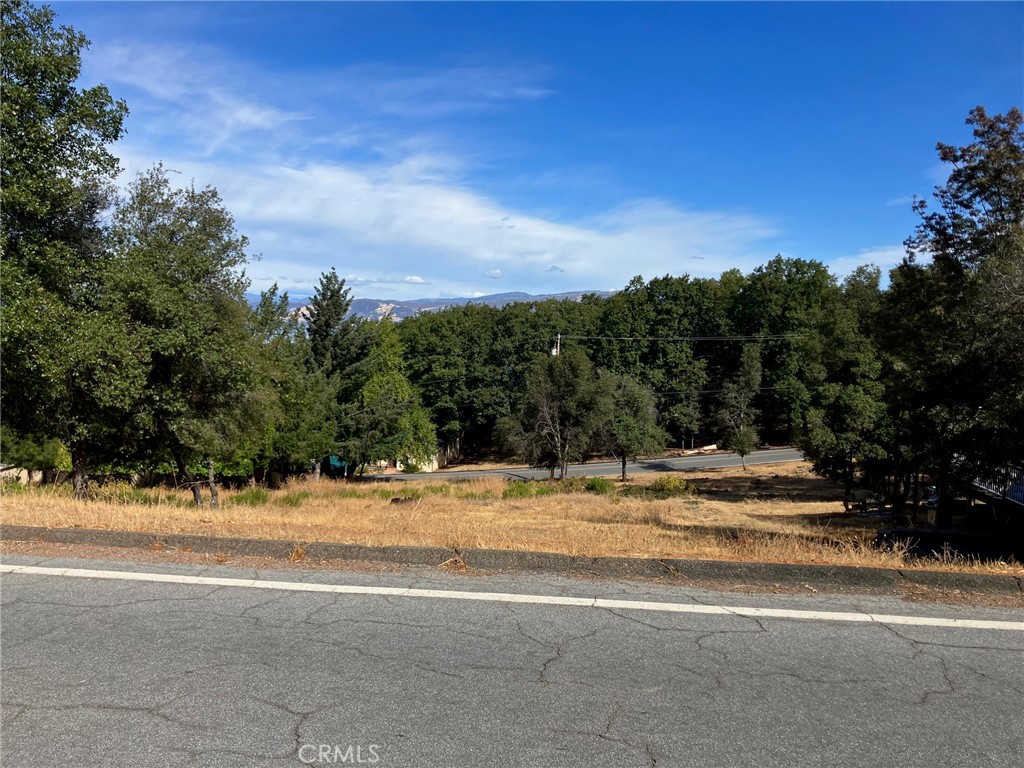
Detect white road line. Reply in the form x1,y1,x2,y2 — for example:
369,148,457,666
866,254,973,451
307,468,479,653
2,564,1021,631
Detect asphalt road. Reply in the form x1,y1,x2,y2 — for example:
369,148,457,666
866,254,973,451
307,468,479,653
398,447,804,481
2,554,1022,768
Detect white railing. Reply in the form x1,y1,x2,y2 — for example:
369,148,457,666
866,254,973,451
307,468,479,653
974,463,1024,507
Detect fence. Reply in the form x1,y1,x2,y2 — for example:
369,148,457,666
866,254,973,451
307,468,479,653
973,463,1024,507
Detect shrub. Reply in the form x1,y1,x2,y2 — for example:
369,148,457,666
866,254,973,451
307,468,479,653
280,490,313,508
558,477,588,493
0,479,26,495
232,487,270,506
585,477,616,495
502,480,557,499
502,480,533,499
649,475,692,498
618,474,692,500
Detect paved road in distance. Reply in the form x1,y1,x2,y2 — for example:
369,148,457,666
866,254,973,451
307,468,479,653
2,554,1021,768
397,447,804,481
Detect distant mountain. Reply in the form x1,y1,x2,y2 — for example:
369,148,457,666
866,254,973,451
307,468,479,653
348,290,614,320
247,289,615,321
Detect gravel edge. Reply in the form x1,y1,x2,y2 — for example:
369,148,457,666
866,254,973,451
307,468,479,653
3,524,1021,596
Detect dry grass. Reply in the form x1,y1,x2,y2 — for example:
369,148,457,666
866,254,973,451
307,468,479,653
1,462,1019,575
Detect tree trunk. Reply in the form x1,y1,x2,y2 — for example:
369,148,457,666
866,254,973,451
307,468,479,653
71,442,88,500
26,468,35,487
936,454,952,529
548,466,555,481
621,457,628,482
740,452,747,470
910,471,921,526
313,460,321,482
207,457,219,509
174,450,204,507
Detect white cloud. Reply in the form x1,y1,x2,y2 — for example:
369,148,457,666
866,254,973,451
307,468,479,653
118,152,779,298
828,245,906,278
88,44,307,156
322,63,553,118
89,35,779,300
885,195,915,207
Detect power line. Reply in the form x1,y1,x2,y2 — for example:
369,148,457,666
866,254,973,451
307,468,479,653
559,334,805,342
651,385,786,395
550,332,805,355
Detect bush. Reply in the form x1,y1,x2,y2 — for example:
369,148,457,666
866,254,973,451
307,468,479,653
619,474,692,500
557,477,588,493
502,480,557,499
649,475,692,497
585,477,616,495
279,490,312,507
232,487,270,506
0,478,26,495
502,480,533,499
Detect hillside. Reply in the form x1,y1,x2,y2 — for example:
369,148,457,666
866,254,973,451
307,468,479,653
249,289,615,320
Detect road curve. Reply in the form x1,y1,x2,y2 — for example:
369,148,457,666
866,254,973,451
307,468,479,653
393,447,803,481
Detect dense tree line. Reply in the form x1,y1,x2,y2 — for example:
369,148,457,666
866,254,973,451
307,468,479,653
0,2,436,500
2,4,1021,527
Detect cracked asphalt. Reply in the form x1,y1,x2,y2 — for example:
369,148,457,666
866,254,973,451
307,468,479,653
2,554,1022,767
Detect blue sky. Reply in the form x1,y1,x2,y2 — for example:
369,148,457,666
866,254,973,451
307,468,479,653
54,2,1023,300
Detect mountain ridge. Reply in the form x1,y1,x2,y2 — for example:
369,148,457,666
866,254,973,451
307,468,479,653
248,289,615,320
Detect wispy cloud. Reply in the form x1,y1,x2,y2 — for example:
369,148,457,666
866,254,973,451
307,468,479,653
88,44,307,156
321,63,553,118
829,245,906,277
885,195,915,207
90,34,778,299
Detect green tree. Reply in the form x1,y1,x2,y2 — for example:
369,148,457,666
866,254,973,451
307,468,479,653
249,285,340,482
595,373,667,481
399,304,502,458
718,344,762,469
800,267,887,494
881,106,1024,525
343,317,437,472
306,268,373,401
1,1,140,498
0,1,127,273
502,348,612,479
106,165,259,505
0,427,66,485
730,256,837,443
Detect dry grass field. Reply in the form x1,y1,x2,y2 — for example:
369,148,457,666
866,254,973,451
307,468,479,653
1,462,1019,574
